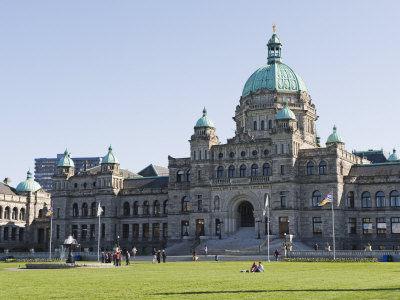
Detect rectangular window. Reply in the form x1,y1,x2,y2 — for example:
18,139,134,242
163,223,168,238
19,228,24,241
280,165,285,175
376,217,386,235
132,224,139,238
280,191,286,208
90,224,95,239
101,223,105,238
56,225,60,239
153,223,160,238
197,195,203,211
198,170,201,179
313,217,322,234
391,217,400,234
81,225,87,239
143,223,149,238
193,151,196,160
348,217,357,234
199,151,202,160
281,144,284,154
72,225,78,239
11,228,16,240
362,218,372,234
101,206,105,216
122,224,129,239
57,208,60,218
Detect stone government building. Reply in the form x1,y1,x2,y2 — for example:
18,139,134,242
2,29,400,253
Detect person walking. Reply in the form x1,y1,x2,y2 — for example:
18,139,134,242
125,250,130,265
162,249,167,263
152,248,157,264
132,246,137,259
204,244,208,257
157,250,161,263
274,249,280,262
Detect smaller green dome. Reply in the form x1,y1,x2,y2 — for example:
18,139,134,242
195,108,215,128
102,145,119,164
57,149,75,167
326,125,344,144
16,170,42,193
275,100,296,120
388,148,399,161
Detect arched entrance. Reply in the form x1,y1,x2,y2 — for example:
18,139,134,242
238,201,254,227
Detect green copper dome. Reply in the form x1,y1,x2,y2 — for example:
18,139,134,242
102,145,119,164
326,125,344,144
195,108,215,128
16,170,42,193
275,100,296,120
388,149,399,161
57,149,75,167
242,30,308,98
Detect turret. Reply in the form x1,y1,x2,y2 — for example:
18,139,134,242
326,125,345,149
101,145,120,173
56,149,75,178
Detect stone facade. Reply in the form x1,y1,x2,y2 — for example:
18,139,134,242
0,180,51,251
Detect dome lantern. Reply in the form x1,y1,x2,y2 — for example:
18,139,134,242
195,107,215,128
267,24,282,64
388,148,399,161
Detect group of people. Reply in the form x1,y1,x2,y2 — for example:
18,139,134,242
152,248,167,263
241,261,264,272
101,246,138,266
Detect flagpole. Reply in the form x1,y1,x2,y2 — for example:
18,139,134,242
49,212,53,260
267,195,270,262
332,193,336,260
98,202,101,262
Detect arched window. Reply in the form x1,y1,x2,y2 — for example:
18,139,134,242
186,170,191,182
38,209,43,218
240,164,247,177
133,201,139,215
163,200,168,214
319,161,327,175
154,200,160,215
263,163,271,176
347,192,354,208
91,202,97,216
307,162,315,175
19,208,25,220
123,202,130,216
4,207,10,219
72,203,79,217
182,196,190,212
253,121,257,130
268,120,272,129
82,203,88,217
228,165,235,178
143,201,150,215
12,207,18,220
390,190,400,207
361,191,371,208
177,170,184,183
251,164,258,176
312,191,322,207
217,166,224,178
261,120,265,130
214,196,220,211
376,191,385,207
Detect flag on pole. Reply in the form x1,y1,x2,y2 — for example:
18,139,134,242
318,192,333,206
97,203,103,217
46,207,53,216
263,194,269,216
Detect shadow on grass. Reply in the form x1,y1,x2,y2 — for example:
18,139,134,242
155,287,400,296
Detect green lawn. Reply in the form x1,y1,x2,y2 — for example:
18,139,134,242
0,261,399,299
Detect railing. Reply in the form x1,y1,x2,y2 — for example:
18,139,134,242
250,176,270,183
213,176,271,185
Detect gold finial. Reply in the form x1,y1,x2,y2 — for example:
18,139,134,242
272,24,277,33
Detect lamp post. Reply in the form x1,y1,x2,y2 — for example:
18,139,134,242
117,235,120,248
256,219,261,239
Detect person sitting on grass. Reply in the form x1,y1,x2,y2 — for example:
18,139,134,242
250,262,258,272
255,262,264,272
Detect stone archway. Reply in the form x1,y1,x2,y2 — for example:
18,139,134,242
238,201,254,227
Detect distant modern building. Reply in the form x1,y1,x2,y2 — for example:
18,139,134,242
34,151,102,191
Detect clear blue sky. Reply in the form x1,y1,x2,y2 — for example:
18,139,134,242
1,0,399,186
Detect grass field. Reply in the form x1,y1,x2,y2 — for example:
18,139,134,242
0,260,399,299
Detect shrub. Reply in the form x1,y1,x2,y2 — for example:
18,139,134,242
283,257,378,262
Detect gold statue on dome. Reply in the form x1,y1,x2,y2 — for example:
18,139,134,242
272,24,277,33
